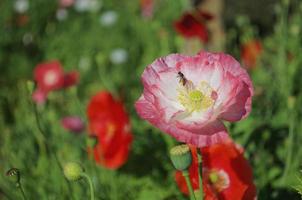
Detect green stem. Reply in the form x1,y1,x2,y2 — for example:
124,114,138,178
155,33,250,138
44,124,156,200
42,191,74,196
182,170,196,200
197,150,204,200
282,112,295,183
82,173,95,200
17,182,27,200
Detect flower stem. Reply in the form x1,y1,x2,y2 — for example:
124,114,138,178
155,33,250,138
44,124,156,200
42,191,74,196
182,170,196,200
82,173,95,200
197,149,204,200
16,182,27,200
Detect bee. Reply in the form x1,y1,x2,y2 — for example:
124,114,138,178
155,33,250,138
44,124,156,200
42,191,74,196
177,71,187,86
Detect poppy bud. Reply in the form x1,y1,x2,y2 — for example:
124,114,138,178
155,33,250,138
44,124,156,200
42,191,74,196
63,162,84,181
6,168,21,184
170,144,192,171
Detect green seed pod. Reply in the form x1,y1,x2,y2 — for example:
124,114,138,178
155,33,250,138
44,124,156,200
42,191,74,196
6,168,21,183
170,144,192,171
209,172,219,184
63,162,84,181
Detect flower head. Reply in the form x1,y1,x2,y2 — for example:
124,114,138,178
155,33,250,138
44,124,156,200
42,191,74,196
140,0,154,19
59,0,74,7
110,48,128,64
61,116,85,133
34,60,64,92
135,52,253,147
14,0,29,14
74,0,101,12
175,141,257,200
174,11,213,43
32,60,80,104
99,11,118,26
63,71,80,88
56,9,68,21
86,91,133,169
241,40,262,69
32,89,48,105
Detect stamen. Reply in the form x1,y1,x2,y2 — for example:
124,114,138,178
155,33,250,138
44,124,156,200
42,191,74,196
177,77,216,113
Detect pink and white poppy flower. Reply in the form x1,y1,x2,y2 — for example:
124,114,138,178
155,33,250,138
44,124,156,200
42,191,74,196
135,51,253,147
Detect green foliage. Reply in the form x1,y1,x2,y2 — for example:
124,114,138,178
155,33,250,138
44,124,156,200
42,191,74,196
1,0,302,199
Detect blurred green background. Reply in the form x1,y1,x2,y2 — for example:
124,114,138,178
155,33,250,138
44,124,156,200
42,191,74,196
1,0,302,199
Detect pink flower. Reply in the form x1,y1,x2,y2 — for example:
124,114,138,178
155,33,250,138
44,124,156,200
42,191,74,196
32,89,48,105
61,116,85,133
135,51,253,147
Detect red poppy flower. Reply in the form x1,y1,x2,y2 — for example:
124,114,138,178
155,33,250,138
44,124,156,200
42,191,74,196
16,14,29,27
241,40,262,69
175,141,256,200
140,0,154,19
63,71,79,88
86,91,133,169
59,0,74,7
34,60,64,92
32,60,80,104
174,11,213,43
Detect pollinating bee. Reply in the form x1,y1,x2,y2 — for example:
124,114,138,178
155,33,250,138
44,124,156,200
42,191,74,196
177,71,187,86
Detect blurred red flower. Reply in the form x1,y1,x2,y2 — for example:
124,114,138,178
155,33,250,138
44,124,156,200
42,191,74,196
140,0,154,19
59,0,74,7
241,40,262,69
63,71,80,88
32,60,79,104
34,60,64,92
86,91,133,169
175,141,256,200
174,11,213,43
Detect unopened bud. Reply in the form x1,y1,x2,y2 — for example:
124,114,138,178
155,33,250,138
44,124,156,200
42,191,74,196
170,144,192,171
63,162,84,181
6,168,20,183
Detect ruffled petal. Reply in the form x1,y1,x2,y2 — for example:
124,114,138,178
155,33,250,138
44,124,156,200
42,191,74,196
164,120,229,147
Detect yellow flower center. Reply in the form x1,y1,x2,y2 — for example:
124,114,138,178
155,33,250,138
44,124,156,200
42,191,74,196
208,170,229,192
177,80,215,113
106,123,116,140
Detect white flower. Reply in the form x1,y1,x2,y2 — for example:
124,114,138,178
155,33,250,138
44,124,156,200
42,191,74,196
99,11,118,26
22,33,33,45
79,57,91,71
74,0,101,12
110,49,128,64
14,0,29,13
56,9,68,21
